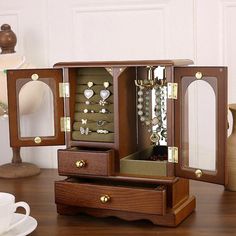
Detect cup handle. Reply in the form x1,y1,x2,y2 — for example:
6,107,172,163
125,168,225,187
8,201,30,231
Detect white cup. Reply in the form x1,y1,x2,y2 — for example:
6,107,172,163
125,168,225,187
0,192,30,234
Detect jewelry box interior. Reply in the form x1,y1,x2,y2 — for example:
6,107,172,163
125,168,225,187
66,65,168,178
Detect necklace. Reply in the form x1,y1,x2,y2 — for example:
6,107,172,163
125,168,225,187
137,84,167,144
135,66,167,144
0,55,26,74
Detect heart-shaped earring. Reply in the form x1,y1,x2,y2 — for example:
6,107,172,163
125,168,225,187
99,82,110,106
84,81,94,104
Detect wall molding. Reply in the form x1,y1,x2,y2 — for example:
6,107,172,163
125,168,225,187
72,3,168,59
221,1,236,65
73,4,167,13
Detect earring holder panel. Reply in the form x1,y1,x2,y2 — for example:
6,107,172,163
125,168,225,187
66,66,144,161
72,68,114,143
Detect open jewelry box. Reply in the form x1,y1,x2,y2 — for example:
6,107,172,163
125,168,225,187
7,60,227,226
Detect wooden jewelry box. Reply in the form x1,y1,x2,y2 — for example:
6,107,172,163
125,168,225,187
7,60,227,226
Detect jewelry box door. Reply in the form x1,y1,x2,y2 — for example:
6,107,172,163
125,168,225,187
174,67,227,185
7,68,65,147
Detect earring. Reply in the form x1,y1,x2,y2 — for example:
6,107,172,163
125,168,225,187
80,127,91,135
84,81,94,105
99,82,110,106
81,119,87,125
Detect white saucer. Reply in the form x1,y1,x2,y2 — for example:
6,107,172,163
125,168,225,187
1,213,37,236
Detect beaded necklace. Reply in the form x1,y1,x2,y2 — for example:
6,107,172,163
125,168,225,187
136,67,167,144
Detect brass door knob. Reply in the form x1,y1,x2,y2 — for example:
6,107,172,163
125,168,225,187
195,169,203,178
75,160,86,168
100,195,110,204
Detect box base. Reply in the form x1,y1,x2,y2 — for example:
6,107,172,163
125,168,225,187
56,196,196,227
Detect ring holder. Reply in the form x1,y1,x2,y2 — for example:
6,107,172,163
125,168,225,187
72,68,114,143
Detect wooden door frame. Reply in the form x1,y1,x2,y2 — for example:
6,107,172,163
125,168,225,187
7,68,65,147
174,67,227,185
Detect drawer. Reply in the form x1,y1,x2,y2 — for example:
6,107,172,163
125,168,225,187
58,149,115,176
55,180,166,215
120,147,168,177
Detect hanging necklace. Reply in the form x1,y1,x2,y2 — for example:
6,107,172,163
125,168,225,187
137,84,167,143
135,66,167,144
0,55,26,74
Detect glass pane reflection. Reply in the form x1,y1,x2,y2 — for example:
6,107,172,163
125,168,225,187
182,78,216,171
18,80,55,138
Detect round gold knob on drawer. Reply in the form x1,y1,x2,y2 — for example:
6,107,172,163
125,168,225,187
75,160,86,168
100,195,110,204
195,169,203,178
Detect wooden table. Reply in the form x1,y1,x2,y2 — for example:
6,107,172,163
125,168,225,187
0,169,235,236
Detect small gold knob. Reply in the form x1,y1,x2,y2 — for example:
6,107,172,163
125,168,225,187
34,136,42,144
195,169,203,178
31,73,39,81
75,160,86,168
100,195,110,204
195,72,203,79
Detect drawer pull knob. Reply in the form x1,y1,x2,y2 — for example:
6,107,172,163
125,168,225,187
76,160,86,168
100,195,110,204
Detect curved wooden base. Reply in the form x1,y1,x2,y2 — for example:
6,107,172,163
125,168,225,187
56,196,196,227
0,163,40,178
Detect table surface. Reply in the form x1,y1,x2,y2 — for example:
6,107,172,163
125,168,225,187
0,169,236,236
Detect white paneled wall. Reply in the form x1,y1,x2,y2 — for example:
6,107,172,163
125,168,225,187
0,0,235,168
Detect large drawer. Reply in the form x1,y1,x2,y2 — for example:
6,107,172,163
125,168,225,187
58,148,115,176
55,180,166,215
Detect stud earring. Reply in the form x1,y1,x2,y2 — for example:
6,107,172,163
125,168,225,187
99,108,110,114
99,82,110,106
83,109,94,114
84,81,94,104
80,127,91,135
81,119,87,125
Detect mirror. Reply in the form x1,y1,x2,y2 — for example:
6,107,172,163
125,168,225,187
182,78,216,171
152,66,167,145
17,80,55,138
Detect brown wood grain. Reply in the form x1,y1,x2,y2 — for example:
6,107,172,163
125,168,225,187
166,178,189,208
0,169,235,235
55,180,166,215
7,68,65,147
53,59,193,68
56,195,195,227
58,148,115,176
174,67,227,185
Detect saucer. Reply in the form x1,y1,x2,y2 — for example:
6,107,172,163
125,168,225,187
1,213,37,236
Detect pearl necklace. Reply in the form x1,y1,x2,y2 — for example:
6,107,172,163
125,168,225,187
137,84,167,143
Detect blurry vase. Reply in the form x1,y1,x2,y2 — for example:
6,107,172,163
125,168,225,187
226,104,236,191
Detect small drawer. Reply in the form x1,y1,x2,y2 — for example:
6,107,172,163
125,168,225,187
55,180,166,215
58,149,115,176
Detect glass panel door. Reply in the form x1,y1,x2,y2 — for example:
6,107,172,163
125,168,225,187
7,69,65,147
174,67,227,184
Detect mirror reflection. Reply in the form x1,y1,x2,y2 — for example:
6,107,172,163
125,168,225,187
18,80,55,138
182,78,216,171
152,66,167,146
